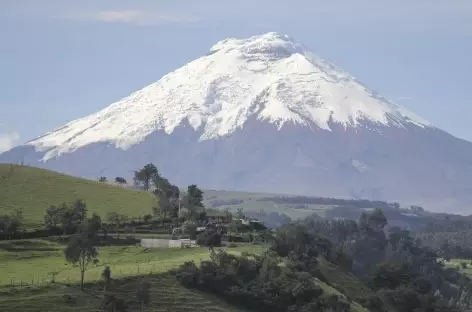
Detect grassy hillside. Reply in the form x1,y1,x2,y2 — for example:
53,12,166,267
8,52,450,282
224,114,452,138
0,238,262,286
0,238,261,312
203,189,335,220
0,274,248,312
0,164,156,228
203,189,444,230
0,238,370,312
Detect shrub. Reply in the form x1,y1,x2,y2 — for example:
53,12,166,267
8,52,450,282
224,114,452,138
196,231,222,247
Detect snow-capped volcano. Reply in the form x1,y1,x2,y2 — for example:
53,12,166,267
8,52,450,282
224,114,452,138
28,32,429,161
2,32,471,213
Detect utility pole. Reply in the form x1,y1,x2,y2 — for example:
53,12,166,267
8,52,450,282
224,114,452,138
178,193,181,217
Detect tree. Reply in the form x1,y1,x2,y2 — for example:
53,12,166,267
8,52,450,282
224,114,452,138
136,280,151,311
101,266,111,291
87,213,102,238
182,185,204,219
370,261,413,290
44,205,64,229
99,177,108,183
107,212,127,236
186,184,203,208
236,208,245,220
64,225,99,290
223,209,233,223
359,208,387,231
0,209,24,237
60,200,88,234
115,177,127,186
143,214,152,223
153,175,180,219
134,163,159,191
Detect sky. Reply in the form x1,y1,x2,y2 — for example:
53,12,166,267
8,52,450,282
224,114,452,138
0,0,471,152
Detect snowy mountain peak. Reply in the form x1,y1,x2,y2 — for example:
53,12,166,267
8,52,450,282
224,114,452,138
209,32,305,59
27,32,432,161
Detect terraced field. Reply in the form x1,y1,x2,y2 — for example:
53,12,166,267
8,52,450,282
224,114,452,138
0,273,247,312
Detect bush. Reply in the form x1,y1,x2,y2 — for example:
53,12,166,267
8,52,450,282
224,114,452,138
175,261,200,288
196,231,222,247
175,251,348,312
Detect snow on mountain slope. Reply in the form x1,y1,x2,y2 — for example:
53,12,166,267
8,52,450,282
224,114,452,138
27,32,431,161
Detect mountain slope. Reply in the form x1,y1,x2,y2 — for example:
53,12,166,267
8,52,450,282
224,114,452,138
19,32,430,161
2,32,472,212
0,164,155,228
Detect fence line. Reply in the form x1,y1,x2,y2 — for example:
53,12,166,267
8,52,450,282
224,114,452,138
2,264,177,288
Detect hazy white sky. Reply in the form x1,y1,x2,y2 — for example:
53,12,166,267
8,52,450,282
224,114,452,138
1,0,471,151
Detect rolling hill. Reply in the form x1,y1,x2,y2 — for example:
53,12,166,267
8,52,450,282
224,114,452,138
0,238,372,312
0,164,156,228
0,163,460,231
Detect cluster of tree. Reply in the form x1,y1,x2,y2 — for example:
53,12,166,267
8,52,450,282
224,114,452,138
324,206,433,231
176,249,352,312
414,217,472,260
44,200,101,235
196,228,222,247
417,232,472,260
302,210,471,311
98,176,127,185
133,163,204,221
177,208,472,311
0,208,24,237
419,216,472,233
258,196,401,210
106,212,130,234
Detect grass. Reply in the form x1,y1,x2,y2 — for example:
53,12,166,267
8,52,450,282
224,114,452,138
0,164,156,228
203,189,335,220
0,238,263,287
0,237,373,311
0,273,248,312
0,164,331,228
0,238,263,312
315,278,369,312
443,258,472,277
317,257,373,311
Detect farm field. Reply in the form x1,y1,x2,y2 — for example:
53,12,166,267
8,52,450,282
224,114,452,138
0,273,248,312
203,189,335,219
0,238,264,287
0,237,372,312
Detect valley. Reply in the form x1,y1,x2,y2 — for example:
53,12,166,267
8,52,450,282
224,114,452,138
2,163,472,311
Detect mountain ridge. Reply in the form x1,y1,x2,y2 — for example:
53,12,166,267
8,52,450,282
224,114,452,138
24,32,431,161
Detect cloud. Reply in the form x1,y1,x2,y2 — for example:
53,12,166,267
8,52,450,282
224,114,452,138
397,96,414,101
2,0,470,33
0,132,20,153
60,9,200,26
